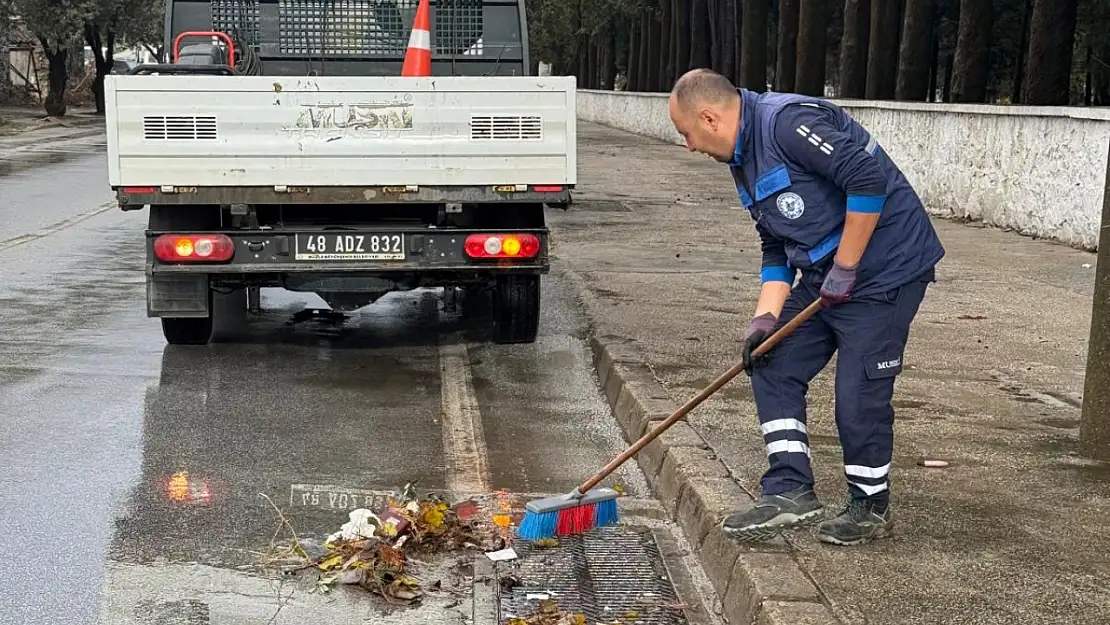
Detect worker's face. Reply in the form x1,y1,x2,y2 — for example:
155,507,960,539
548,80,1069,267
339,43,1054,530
668,96,737,163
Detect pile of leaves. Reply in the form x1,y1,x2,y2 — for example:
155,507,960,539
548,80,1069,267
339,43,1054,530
307,483,498,603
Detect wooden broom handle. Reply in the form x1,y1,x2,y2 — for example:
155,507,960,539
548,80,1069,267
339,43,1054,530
577,298,825,495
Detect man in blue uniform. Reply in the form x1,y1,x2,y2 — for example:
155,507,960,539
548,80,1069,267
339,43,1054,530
667,69,944,546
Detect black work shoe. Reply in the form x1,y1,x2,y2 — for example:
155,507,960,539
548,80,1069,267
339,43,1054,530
816,497,894,546
721,487,825,542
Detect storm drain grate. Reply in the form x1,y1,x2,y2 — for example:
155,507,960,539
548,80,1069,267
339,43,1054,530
499,525,688,625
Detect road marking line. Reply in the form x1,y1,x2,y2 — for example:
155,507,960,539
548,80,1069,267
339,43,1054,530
438,333,492,496
0,200,116,254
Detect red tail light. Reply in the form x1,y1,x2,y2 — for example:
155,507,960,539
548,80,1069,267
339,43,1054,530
464,234,541,259
153,234,235,262
533,185,564,192
122,186,156,194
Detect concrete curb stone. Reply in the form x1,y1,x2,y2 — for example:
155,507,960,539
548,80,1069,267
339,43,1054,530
587,333,842,625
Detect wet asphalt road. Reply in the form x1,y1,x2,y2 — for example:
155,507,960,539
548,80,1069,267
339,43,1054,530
0,144,659,624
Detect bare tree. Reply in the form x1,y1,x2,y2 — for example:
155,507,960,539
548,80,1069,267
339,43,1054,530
1021,0,1079,105
839,0,870,98
896,0,934,100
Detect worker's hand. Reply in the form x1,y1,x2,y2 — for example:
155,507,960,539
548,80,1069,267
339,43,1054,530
820,260,857,306
742,312,777,376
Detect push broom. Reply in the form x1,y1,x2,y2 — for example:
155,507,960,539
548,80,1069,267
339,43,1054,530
517,298,825,541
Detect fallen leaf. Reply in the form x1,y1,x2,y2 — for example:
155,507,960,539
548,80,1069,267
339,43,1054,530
318,555,343,571
423,506,445,528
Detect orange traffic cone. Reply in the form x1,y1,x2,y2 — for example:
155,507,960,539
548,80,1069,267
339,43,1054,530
401,0,432,76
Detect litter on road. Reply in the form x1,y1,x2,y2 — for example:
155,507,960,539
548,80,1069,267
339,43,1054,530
265,482,509,605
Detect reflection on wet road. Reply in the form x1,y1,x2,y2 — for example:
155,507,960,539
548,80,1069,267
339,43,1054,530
0,154,655,624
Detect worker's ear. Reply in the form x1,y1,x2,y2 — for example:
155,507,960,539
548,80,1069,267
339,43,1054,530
698,107,718,130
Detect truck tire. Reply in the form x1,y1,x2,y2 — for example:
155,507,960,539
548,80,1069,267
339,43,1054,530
492,274,540,344
162,316,213,345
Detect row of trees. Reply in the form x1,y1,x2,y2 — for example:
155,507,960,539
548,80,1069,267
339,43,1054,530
526,0,1110,106
0,0,162,115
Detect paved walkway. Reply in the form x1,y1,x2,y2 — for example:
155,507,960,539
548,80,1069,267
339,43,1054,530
549,121,1110,625
0,106,101,140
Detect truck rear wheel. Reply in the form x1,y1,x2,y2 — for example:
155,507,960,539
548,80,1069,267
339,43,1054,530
162,316,214,345
492,274,540,344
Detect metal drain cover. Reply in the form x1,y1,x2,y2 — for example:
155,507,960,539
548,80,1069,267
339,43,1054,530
497,525,688,625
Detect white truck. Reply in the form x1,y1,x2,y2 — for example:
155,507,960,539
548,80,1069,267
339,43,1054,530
104,0,576,346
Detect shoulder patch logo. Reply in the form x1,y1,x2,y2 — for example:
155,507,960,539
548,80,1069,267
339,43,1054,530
776,192,805,220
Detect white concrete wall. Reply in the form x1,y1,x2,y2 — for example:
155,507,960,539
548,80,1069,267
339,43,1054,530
576,89,1110,251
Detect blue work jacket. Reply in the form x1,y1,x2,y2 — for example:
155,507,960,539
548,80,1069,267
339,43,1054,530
728,88,945,298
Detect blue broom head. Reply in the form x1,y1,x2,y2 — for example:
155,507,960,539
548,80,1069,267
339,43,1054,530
517,509,559,541
516,487,621,541
593,496,619,528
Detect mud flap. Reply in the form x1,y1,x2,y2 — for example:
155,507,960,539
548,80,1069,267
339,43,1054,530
148,274,210,318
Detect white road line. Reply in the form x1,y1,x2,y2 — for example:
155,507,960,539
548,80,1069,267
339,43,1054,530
438,332,492,496
0,200,116,253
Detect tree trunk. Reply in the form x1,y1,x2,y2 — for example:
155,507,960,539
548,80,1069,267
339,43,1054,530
742,0,770,90
44,46,69,117
675,0,692,75
719,0,737,81
942,48,953,101
895,0,933,100
0,15,10,101
838,0,870,97
927,24,939,101
776,0,801,91
648,10,663,91
689,0,712,68
1012,0,1031,103
605,24,619,89
628,19,640,90
638,10,652,90
587,35,598,88
866,0,902,99
708,0,721,71
795,0,827,95
1020,0,1079,105
660,0,674,88
949,0,991,102
733,0,743,84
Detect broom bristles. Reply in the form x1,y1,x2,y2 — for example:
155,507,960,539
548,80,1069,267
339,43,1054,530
516,496,620,541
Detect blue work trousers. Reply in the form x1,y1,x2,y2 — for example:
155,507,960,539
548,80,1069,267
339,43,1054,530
750,268,933,502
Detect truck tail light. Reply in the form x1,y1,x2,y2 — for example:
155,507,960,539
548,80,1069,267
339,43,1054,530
153,234,235,262
533,185,564,192
464,234,541,259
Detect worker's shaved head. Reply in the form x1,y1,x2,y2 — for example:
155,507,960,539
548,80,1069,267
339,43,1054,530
671,68,740,114
667,69,742,163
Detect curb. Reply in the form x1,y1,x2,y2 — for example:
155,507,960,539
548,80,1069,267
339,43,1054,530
588,333,841,625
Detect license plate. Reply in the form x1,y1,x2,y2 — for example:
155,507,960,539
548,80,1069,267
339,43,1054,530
294,232,404,260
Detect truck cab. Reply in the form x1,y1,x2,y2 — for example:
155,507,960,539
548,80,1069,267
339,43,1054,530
106,0,575,345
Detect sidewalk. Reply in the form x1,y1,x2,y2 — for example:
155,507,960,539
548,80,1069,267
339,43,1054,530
550,122,1110,625
0,106,103,145
0,105,101,132
0,106,106,175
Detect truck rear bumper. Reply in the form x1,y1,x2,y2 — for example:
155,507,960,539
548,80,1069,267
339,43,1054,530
146,227,550,274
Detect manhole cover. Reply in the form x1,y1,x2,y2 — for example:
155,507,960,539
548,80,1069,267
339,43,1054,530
498,525,688,625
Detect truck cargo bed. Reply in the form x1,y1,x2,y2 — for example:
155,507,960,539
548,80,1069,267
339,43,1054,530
104,75,577,188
